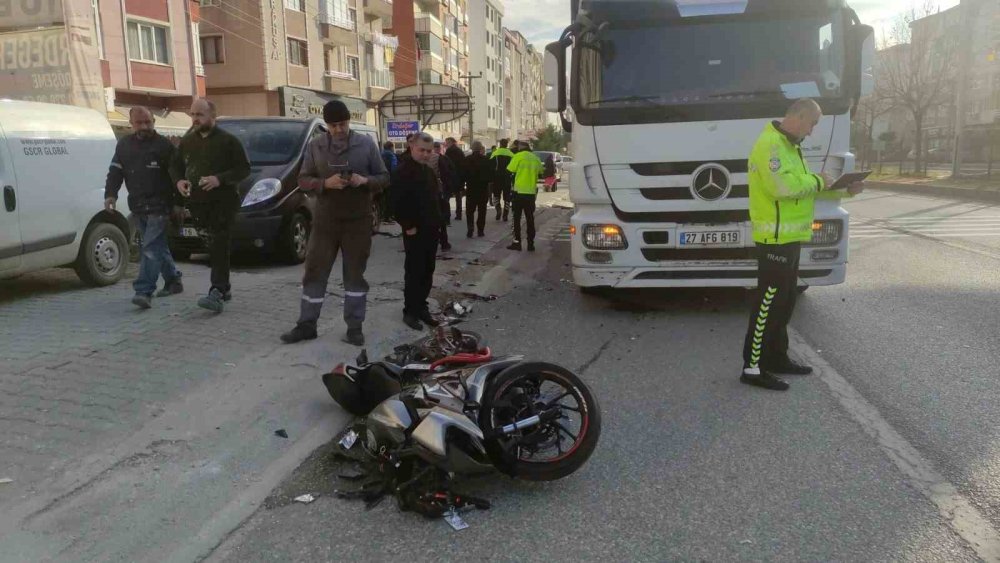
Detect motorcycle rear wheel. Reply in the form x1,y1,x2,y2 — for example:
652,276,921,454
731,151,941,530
480,362,601,481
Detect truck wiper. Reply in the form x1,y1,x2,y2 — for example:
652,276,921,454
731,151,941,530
707,89,786,99
590,95,672,106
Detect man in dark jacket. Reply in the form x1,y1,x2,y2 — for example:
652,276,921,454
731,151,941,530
444,137,466,221
464,141,492,238
391,132,443,331
170,99,251,313
105,106,183,309
490,138,515,221
280,101,390,346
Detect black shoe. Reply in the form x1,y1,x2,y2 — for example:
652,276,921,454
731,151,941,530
467,231,474,238
281,323,317,344
495,212,502,221
740,370,789,391
342,329,365,347
766,358,814,376
155,278,183,298
417,310,439,327
527,242,536,252
477,231,485,237
455,213,462,221
132,294,152,309
441,243,452,251
222,290,232,302
507,242,522,251
403,314,424,331
197,288,225,313
502,215,509,222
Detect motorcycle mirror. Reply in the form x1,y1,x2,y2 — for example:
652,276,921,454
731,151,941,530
357,349,369,365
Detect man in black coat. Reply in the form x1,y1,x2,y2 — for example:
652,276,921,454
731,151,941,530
391,132,444,331
463,141,492,238
444,137,466,221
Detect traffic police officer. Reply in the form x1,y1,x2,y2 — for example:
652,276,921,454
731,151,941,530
740,98,864,391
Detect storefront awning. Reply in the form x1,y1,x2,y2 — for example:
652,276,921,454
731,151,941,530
107,105,193,138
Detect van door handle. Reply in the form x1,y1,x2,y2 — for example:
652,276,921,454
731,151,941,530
3,186,14,212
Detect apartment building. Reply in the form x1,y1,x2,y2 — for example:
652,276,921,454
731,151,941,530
0,0,203,138
468,0,504,147
501,28,522,141
524,43,544,134
199,0,397,125
405,0,469,143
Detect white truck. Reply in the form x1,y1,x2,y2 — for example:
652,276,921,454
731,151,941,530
543,0,874,290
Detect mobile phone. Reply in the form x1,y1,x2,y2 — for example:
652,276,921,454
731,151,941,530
328,163,351,180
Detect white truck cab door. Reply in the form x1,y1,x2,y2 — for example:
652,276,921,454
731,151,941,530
0,124,21,273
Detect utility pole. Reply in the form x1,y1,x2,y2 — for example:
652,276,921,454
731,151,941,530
952,0,981,178
460,72,482,148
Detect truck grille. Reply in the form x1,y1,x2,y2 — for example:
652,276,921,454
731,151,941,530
630,160,749,176
640,185,749,201
642,248,755,262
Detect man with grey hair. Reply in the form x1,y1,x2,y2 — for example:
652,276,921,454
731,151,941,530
463,141,492,237
170,98,251,313
739,98,864,391
105,106,183,309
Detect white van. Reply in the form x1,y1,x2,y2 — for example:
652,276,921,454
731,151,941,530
0,100,131,286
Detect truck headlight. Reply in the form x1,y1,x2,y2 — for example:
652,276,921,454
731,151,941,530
242,178,282,207
583,224,628,250
810,220,842,245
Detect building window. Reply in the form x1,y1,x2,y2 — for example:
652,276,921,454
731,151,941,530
201,35,225,64
346,55,360,80
348,8,357,29
419,69,442,84
127,21,170,65
285,0,305,11
288,38,309,66
91,0,105,59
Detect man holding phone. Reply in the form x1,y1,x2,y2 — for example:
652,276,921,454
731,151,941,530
171,98,251,313
280,100,389,346
739,98,865,391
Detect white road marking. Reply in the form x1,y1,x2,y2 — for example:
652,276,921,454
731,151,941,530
790,328,1000,562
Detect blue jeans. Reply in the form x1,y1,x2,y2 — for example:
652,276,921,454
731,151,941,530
133,214,181,296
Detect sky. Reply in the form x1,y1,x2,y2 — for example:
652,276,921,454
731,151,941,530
501,0,963,51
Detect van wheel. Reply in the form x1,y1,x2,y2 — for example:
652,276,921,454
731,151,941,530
279,212,310,264
75,222,128,286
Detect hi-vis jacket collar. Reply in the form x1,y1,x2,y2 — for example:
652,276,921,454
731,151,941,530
771,120,803,146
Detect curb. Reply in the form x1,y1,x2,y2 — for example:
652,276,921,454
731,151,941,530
868,181,1000,205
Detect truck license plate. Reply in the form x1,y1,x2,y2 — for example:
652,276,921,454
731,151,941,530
181,227,199,238
678,230,741,246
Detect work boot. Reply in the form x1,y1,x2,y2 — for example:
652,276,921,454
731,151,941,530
527,242,536,252
342,328,365,347
198,288,225,313
132,294,152,309
417,310,439,327
477,231,485,237
467,230,474,238
441,242,453,251
739,370,789,391
502,211,509,222
280,323,317,344
155,277,183,298
507,242,522,251
766,358,813,376
222,290,233,302
455,212,462,221
403,314,424,331
495,210,502,221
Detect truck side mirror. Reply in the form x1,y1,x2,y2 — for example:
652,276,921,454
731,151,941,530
544,41,566,113
844,23,875,111
859,27,875,97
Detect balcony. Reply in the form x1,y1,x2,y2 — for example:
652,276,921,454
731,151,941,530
419,52,445,74
367,67,394,99
326,71,361,97
363,0,393,22
415,14,443,37
320,14,358,46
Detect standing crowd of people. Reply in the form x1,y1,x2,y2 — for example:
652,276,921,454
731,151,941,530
105,99,549,345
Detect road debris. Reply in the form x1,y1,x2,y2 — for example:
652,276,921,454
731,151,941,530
274,429,289,439
294,494,317,504
339,429,359,450
0,478,13,485
444,508,470,531
460,292,498,302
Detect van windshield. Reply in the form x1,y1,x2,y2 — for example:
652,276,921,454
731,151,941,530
217,121,309,166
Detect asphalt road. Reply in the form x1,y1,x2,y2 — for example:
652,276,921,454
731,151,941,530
210,191,1000,562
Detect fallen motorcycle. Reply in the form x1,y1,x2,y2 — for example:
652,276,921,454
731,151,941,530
321,328,601,515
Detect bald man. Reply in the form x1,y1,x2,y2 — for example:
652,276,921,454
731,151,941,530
739,98,864,391
105,106,183,309
170,98,251,313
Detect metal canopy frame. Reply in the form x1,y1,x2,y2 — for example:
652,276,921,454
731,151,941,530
377,83,472,130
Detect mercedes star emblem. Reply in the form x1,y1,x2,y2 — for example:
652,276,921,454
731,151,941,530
690,164,732,202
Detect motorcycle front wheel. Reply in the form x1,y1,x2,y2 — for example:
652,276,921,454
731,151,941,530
480,362,601,481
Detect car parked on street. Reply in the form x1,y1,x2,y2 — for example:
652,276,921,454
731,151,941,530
0,100,132,286
168,117,381,263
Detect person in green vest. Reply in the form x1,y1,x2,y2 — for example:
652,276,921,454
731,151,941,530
489,139,515,221
506,141,544,252
740,98,865,391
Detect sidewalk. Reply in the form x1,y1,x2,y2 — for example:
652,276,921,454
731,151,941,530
0,208,560,561
868,173,1000,204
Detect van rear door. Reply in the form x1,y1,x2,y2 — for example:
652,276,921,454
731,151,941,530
0,123,21,273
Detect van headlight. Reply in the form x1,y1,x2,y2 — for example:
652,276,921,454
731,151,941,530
583,224,628,250
242,178,282,207
810,220,842,245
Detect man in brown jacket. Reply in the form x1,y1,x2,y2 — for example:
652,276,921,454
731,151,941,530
280,101,389,346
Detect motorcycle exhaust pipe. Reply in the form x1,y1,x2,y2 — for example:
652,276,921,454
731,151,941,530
490,409,561,438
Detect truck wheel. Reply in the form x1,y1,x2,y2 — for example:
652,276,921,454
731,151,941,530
279,212,310,264
74,222,128,286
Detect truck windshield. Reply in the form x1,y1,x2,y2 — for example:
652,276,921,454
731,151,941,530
216,121,309,166
577,13,846,118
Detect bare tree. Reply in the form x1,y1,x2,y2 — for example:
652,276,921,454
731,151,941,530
853,90,894,169
877,2,959,175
